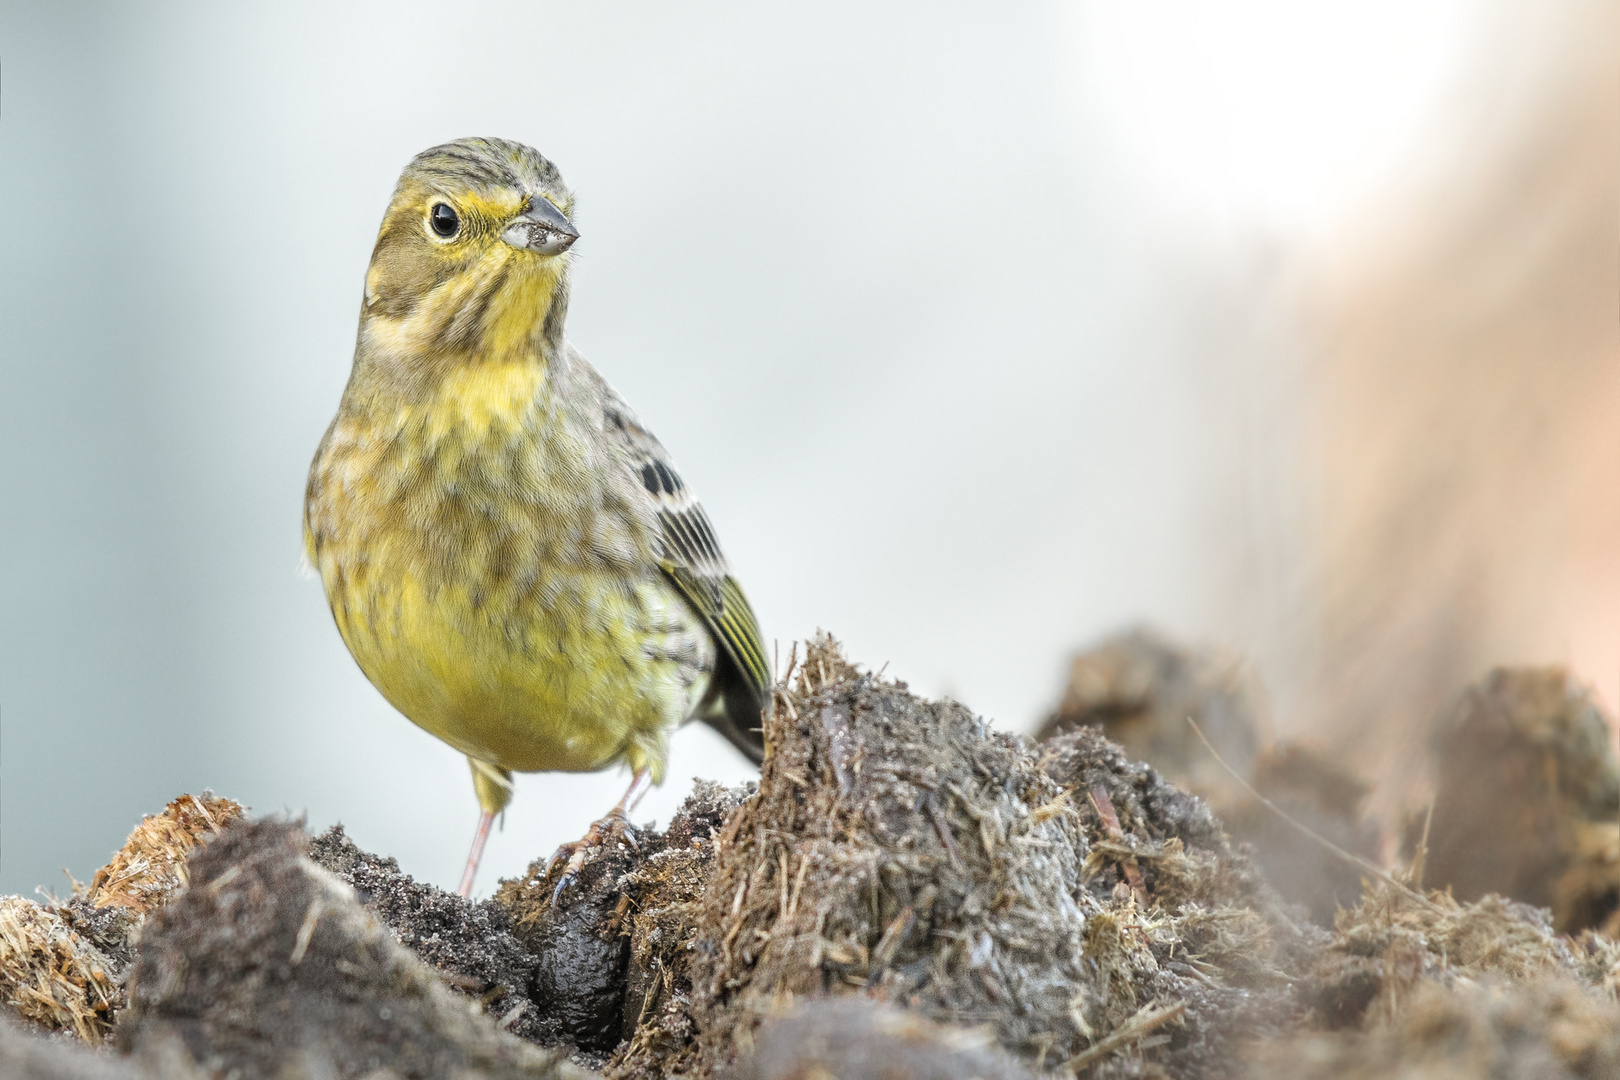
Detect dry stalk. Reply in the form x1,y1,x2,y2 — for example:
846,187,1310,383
1064,999,1187,1074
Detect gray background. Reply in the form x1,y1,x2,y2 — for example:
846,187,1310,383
1,2,1520,894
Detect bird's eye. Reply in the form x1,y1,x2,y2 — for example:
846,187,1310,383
429,202,460,238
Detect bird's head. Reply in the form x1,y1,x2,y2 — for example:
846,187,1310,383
359,137,579,369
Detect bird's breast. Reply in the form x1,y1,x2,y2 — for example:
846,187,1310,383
305,360,699,774
311,360,647,588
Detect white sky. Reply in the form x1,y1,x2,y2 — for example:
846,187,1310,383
1070,1,1476,237
0,0,1516,896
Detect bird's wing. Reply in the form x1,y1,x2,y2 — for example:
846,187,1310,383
600,389,772,717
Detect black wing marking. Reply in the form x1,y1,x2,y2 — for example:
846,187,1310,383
604,395,772,718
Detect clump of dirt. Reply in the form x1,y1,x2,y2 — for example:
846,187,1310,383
1297,879,1620,1031
603,781,751,1064
728,998,1037,1079
1251,976,1620,1078
0,1009,210,1080
1420,666,1620,933
608,634,1312,1080
0,1010,178,1080
1034,724,1327,1072
309,824,548,1043
118,818,589,1080
0,793,242,1042
1561,821,1620,939
1243,874,1620,1077
1039,630,1382,925
494,779,751,1067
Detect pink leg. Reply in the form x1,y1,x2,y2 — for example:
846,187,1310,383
618,767,653,816
457,809,495,898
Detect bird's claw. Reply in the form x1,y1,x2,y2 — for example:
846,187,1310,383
550,870,576,910
544,809,634,912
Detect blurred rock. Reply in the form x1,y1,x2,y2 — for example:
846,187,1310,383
1040,629,1382,924
1038,628,1265,799
1422,667,1620,933
0,1011,164,1080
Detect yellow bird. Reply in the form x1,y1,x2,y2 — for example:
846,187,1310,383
304,137,769,897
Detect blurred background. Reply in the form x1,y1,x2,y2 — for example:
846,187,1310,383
2,0,1613,896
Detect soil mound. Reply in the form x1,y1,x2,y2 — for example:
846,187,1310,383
1,636,1615,1080
607,635,1314,1080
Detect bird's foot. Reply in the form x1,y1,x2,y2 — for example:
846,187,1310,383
544,809,638,910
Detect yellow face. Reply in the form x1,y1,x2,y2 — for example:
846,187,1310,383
357,137,580,370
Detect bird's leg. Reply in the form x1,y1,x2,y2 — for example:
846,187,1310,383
459,759,513,899
546,767,652,908
457,809,496,898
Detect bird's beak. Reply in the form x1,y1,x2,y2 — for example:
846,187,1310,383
501,196,578,255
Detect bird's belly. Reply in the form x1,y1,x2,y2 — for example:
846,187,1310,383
331,561,712,776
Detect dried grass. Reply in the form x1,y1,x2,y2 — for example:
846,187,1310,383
83,794,244,915
0,793,241,1042
0,898,118,1041
1250,876,1620,1077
